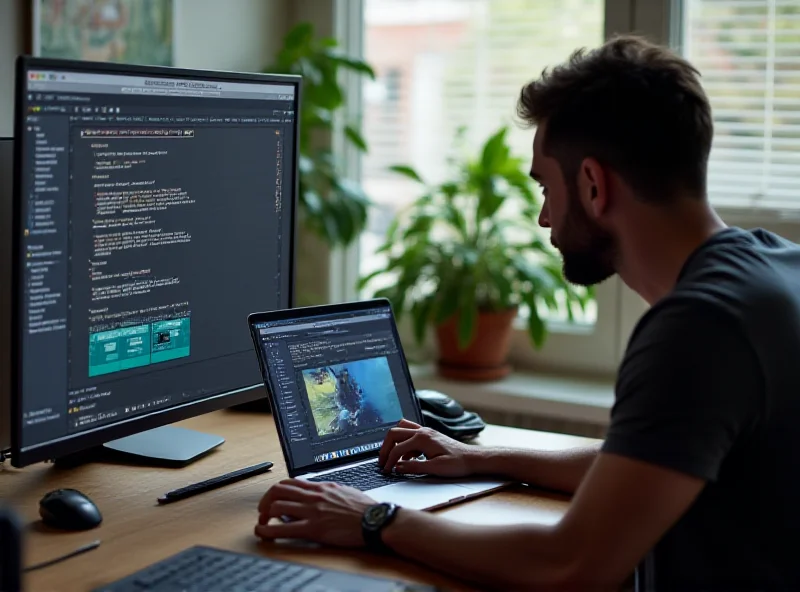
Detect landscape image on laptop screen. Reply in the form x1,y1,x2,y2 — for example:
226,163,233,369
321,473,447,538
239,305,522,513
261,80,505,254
302,357,403,437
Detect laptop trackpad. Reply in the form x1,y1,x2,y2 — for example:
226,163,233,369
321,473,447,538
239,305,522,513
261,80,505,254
367,480,477,511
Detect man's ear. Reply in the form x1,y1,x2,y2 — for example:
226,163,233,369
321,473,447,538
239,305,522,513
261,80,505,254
579,157,608,218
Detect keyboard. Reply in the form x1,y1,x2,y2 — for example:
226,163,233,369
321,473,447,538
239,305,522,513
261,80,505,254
307,460,425,491
92,545,438,592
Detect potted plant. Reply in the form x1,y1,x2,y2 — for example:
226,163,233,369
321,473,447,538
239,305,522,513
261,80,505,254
266,22,375,247
358,127,591,381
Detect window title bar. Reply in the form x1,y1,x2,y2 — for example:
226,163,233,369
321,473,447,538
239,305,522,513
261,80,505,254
26,70,295,101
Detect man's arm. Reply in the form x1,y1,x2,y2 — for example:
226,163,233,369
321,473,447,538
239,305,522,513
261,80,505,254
378,420,600,495
469,443,601,494
383,452,704,590
257,453,705,591
258,300,762,588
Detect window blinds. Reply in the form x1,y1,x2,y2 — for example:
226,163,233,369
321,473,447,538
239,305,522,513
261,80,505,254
362,0,604,186
683,0,800,211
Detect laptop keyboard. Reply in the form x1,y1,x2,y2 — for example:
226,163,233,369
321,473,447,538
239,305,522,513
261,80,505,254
307,460,425,491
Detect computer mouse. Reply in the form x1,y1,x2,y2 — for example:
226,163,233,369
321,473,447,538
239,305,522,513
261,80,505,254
39,488,102,531
415,389,465,419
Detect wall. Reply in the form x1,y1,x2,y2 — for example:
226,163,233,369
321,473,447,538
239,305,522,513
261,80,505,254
0,0,26,138
174,0,287,72
0,0,290,137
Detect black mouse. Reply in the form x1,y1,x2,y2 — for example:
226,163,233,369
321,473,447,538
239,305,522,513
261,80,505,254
415,389,465,419
39,488,102,531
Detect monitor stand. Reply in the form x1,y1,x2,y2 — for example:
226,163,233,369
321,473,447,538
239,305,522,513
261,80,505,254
54,426,224,468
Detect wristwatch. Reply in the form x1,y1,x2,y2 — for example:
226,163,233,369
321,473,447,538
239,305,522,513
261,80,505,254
361,502,399,552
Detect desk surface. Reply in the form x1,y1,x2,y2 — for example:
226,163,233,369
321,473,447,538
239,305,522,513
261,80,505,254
0,410,598,591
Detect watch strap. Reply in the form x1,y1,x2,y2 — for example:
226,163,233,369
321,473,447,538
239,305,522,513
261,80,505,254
362,503,399,552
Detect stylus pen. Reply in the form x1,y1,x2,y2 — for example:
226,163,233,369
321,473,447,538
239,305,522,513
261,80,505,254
24,540,101,572
157,461,274,504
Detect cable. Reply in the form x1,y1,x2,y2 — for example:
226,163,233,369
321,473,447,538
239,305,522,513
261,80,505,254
23,540,101,572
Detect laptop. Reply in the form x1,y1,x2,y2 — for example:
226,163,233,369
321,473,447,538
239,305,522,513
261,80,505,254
247,299,510,511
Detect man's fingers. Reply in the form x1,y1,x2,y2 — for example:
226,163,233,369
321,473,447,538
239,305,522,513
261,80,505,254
254,519,311,541
265,500,313,520
396,457,442,475
397,418,421,429
378,427,423,467
382,435,426,472
258,481,323,514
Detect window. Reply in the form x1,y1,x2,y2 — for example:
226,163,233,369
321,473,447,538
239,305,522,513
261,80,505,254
357,0,612,371
360,0,604,299
681,0,800,211
342,0,800,377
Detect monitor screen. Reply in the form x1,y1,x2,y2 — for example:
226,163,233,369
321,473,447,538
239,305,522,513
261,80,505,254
251,303,421,474
12,57,298,466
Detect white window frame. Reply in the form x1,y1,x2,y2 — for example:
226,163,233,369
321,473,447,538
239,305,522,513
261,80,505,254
329,0,366,305
335,0,800,378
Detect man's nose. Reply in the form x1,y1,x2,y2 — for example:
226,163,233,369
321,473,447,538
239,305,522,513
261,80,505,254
538,207,550,228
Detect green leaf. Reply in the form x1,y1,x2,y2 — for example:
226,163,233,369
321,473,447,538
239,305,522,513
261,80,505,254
326,52,377,79
403,214,434,239
318,36,338,48
527,302,547,349
320,205,340,243
457,289,478,350
356,268,385,290
384,216,400,243
480,127,509,173
283,22,314,51
440,182,459,199
308,107,333,128
442,202,468,238
486,266,514,308
298,154,314,176
476,180,504,221
411,297,434,344
514,254,558,292
344,125,368,151
389,165,424,183
303,189,323,215
434,279,461,324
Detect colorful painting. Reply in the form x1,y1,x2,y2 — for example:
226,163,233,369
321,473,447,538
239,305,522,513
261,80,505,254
33,0,174,66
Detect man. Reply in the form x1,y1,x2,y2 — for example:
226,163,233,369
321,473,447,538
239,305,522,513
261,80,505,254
255,35,800,591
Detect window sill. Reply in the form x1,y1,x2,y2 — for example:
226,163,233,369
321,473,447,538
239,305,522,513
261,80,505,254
409,364,614,428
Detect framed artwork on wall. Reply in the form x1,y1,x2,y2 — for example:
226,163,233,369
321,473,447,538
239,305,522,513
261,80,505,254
32,0,175,66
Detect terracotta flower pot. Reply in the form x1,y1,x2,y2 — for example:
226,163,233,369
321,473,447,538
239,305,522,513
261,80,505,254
435,307,518,381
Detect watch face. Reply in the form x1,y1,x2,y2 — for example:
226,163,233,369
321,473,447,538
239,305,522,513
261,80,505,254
364,504,389,527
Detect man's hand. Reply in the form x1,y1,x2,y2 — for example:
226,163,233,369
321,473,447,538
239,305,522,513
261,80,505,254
378,418,475,477
255,478,375,548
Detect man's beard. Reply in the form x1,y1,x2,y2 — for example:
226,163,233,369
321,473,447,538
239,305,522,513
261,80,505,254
553,185,617,287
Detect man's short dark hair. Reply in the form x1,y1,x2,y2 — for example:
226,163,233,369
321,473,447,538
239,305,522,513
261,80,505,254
517,35,713,203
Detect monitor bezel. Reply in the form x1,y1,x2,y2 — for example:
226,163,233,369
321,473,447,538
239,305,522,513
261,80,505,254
11,55,301,467
247,298,424,478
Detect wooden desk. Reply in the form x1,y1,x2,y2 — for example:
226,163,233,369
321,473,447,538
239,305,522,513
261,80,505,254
0,410,598,591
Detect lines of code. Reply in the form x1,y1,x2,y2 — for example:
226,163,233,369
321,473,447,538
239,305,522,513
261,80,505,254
70,129,197,378
88,301,191,334
287,335,396,368
94,188,195,215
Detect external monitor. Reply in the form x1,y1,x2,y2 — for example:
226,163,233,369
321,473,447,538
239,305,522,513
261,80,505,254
10,56,299,468
1,137,12,456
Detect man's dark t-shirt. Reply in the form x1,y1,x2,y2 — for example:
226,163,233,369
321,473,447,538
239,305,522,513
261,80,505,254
603,227,800,591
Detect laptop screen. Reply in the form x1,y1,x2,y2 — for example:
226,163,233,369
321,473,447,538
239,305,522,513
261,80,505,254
251,303,421,472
